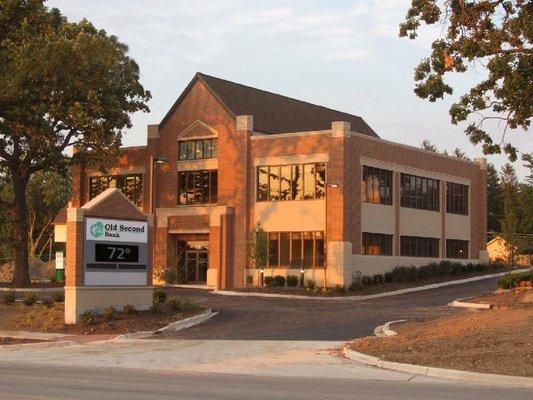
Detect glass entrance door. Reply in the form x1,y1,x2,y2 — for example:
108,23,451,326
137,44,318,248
185,250,208,283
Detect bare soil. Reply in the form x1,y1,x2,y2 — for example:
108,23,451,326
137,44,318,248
0,302,204,335
0,337,45,345
239,266,508,297
468,288,533,309
350,290,533,377
0,281,64,289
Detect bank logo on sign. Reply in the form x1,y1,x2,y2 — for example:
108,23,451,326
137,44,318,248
89,221,104,238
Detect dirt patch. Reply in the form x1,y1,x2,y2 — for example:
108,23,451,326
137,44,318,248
468,288,532,309
0,302,204,335
0,337,46,345
238,267,508,297
0,281,64,289
350,302,533,377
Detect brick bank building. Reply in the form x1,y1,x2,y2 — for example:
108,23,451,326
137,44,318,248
57,73,488,289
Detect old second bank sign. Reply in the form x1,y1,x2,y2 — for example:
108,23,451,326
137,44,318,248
84,218,148,286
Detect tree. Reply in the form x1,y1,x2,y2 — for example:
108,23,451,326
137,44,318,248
420,140,471,160
420,139,438,152
500,163,519,263
486,163,503,234
245,223,269,285
522,153,533,184
0,1,151,285
400,1,531,162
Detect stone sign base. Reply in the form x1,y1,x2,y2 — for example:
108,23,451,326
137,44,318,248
65,286,153,324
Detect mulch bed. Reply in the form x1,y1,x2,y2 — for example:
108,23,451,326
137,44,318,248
0,337,46,345
238,267,509,297
0,302,204,335
350,290,533,377
468,288,532,309
0,281,64,289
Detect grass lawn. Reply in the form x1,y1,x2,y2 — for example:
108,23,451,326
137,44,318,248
350,289,533,377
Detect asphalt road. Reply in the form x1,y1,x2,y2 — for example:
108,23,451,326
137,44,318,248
0,363,531,400
162,276,500,340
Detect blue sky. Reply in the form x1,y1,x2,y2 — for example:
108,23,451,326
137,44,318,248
48,0,530,179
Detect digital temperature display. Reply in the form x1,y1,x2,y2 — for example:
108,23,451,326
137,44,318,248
95,244,139,263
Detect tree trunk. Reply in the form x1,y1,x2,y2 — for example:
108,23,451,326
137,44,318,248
11,173,31,286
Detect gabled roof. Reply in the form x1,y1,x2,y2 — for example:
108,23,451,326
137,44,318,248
161,72,379,137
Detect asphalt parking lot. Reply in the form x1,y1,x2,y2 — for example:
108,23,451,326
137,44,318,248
161,276,499,340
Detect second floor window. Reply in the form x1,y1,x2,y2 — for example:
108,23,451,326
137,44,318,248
178,170,217,205
89,174,143,206
179,138,218,161
257,163,326,202
362,166,393,205
446,182,469,215
400,173,440,212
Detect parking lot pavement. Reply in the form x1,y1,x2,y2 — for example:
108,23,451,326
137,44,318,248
161,276,500,340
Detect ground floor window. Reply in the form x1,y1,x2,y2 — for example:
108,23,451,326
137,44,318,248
400,236,439,258
446,239,469,259
267,231,324,268
362,232,393,255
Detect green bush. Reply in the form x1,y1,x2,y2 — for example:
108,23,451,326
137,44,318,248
103,306,117,321
150,303,164,314
51,292,64,302
372,274,384,285
2,290,16,304
265,275,286,287
167,296,184,311
498,271,532,289
384,271,395,283
335,284,346,294
273,275,285,287
123,304,136,314
349,281,362,292
246,275,254,285
80,311,94,326
306,279,316,290
41,298,54,308
286,275,299,287
153,289,167,305
23,291,38,306
361,275,373,287
264,276,275,287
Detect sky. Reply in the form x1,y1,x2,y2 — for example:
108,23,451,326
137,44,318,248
48,0,531,180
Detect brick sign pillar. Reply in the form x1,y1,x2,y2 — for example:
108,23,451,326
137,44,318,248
65,188,153,324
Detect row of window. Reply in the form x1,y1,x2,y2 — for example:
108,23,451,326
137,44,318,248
267,231,325,269
362,232,469,259
179,139,218,161
89,174,144,206
257,163,326,202
178,170,218,205
362,166,468,215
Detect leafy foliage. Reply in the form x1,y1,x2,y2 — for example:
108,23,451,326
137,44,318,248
245,223,269,270
400,0,532,161
0,1,151,284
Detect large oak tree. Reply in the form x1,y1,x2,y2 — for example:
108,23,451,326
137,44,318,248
400,0,531,162
0,1,151,285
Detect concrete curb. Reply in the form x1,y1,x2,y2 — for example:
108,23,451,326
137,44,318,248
212,269,529,301
447,297,492,309
342,347,533,388
114,309,217,340
0,340,78,351
373,319,406,337
0,330,73,341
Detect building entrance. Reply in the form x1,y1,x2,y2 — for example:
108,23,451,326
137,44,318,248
185,249,208,283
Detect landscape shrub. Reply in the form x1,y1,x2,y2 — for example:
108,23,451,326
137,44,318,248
335,284,346,294
103,306,117,321
51,292,64,302
264,276,275,287
498,271,533,289
2,290,16,304
349,280,362,292
392,266,410,283
361,275,373,287
80,311,94,326
41,298,54,308
153,289,167,305
273,275,286,287
246,275,254,285
123,304,136,314
150,303,164,314
306,279,316,290
23,291,38,306
372,274,384,285
384,271,395,283
286,275,299,287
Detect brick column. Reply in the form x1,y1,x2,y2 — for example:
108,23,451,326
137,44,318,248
65,208,85,286
475,157,488,261
440,180,446,258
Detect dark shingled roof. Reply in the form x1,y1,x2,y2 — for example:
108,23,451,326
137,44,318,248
162,73,379,137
